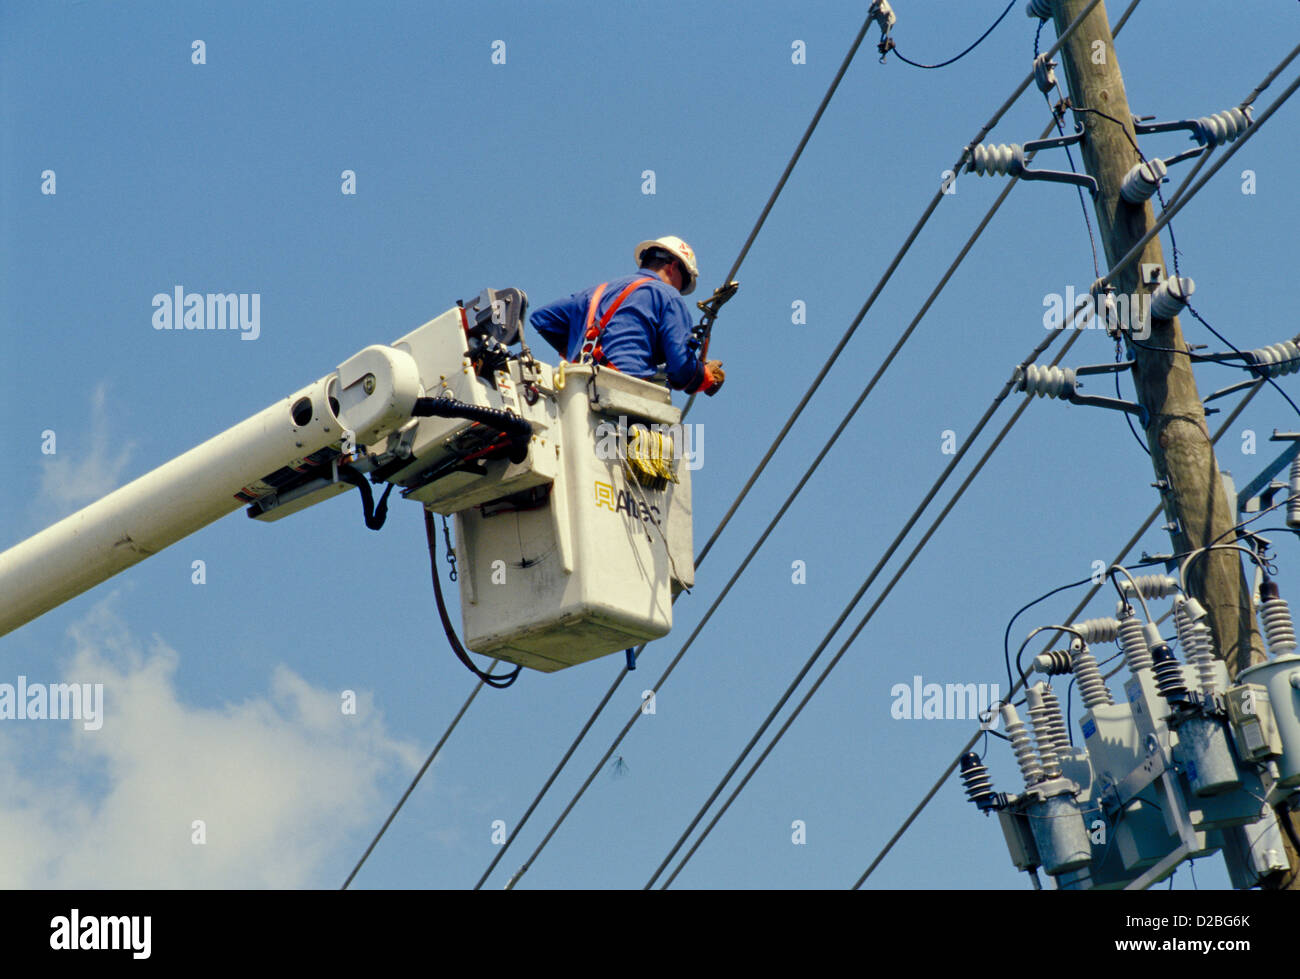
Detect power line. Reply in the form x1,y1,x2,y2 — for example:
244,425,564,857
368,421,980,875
341,658,497,889
665,17,1300,891
655,324,1084,888
1099,68,1300,292
480,0,1111,890
848,45,1300,892
889,1,1016,70
470,10,888,891
850,378,1267,889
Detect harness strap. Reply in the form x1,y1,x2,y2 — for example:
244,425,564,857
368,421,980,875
577,276,655,369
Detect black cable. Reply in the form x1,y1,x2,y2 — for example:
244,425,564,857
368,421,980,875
341,666,494,888
424,508,521,689
482,0,1112,890
1184,304,1300,421
473,7,891,889
889,1,1016,70
1115,338,1152,455
338,465,396,530
1002,575,1094,690
654,325,1087,889
851,381,1265,889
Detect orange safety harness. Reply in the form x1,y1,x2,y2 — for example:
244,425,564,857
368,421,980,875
576,276,655,370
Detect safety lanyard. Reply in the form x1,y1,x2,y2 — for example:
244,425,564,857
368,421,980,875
577,277,654,369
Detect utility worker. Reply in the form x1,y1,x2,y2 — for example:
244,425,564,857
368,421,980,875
531,236,726,395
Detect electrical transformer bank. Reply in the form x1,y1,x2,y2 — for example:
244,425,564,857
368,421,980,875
0,288,694,679
963,567,1300,890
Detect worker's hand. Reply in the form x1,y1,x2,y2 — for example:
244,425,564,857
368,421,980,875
702,360,725,396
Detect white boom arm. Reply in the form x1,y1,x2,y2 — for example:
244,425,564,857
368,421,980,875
0,344,423,637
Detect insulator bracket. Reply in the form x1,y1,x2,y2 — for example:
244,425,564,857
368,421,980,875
1133,106,1253,147
965,128,1099,192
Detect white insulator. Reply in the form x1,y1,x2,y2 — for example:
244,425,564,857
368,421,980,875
1034,650,1073,675
1249,340,1300,378
1260,597,1298,656
1192,107,1251,147
1174,597,1218,694
1025,0,1053,19
1288,456,1300,529
1189,628,1219,695
1020,364,1075,399
1117,606,1152,672
1120,157,1168,203
1072,616,1120,645
1026,684,1062,778
969,142,1019,177
1002,703,1043,787
1071,640,1113,709
1040,685,1071,757
1150,276,1195,320
1119,573,1179,600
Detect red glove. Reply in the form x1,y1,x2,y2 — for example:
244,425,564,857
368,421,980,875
701,360,726,396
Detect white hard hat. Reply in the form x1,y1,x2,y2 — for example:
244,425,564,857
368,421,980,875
635,236,699,296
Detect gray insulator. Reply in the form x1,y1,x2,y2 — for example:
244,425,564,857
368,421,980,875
1260,597,1298,656
1174,597,1218,695
1026,683,1064,778
1150,276,1195,320
869,0,896,32
1249,340,1300,379
1191,107,1251,147
1288,456,1300,529
1025,0,1053,19
1033,54,1057,94
1020,364,1075,399
1120,157,1168,203
1117,606,1153,672
1002,703,1043,787
969,142,1019,177
1071,640,1113,709
1034,649,1073,675
1040,685,1071,758
1119,573,1180,600
1072,616,1120,645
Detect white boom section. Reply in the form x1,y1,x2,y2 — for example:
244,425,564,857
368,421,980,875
0,345,422,637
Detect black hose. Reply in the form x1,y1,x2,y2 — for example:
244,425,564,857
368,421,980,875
413,396,533,464
338,465,395,530
424,508,521,689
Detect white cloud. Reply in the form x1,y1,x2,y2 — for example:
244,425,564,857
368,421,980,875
35,382,136,525
0,601,422,888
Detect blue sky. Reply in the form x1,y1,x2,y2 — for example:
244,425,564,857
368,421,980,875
2,0,1297,889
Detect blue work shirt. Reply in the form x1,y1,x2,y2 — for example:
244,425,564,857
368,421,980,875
530,272,706,391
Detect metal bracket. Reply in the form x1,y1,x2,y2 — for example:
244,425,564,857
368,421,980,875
1020,130,1100,191
965,126,1099,192
1235,435,1300,515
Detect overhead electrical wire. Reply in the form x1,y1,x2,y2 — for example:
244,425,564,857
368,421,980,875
850,377,1267,889
473,6,888,889
477,0,1111,890
888,0,1017,70
654,324,1086,888
850,42,1300,890
680,37,1300,892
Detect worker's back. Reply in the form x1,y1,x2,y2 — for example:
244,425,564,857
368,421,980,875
530,271,704,391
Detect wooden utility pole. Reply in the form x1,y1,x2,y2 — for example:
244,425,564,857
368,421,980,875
1052,0,1298,888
